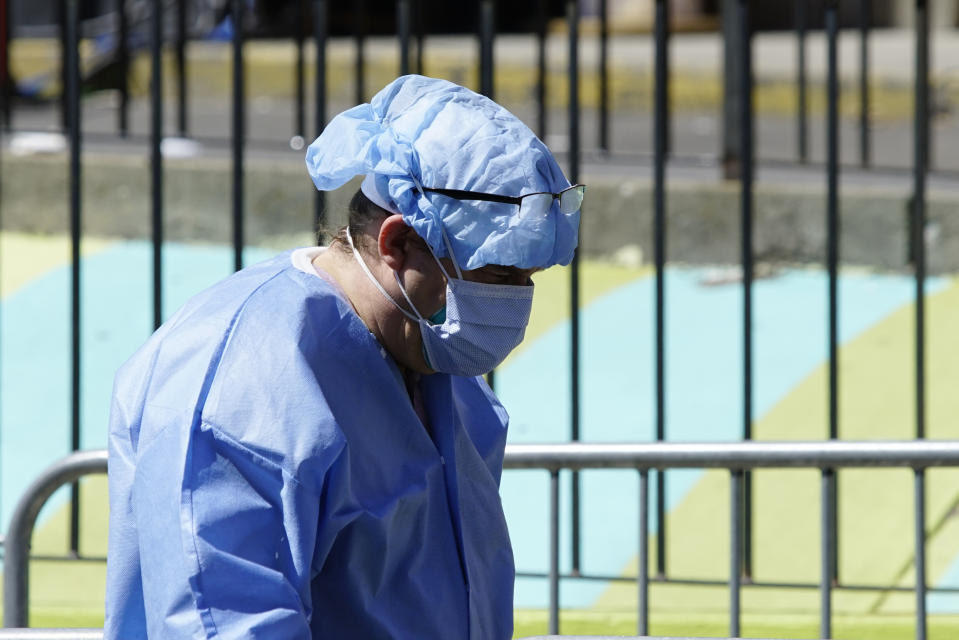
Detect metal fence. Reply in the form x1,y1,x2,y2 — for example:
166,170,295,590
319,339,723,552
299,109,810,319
0,0,952,636
6,442,959,637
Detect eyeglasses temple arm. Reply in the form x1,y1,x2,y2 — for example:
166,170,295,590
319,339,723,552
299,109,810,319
422,187,522,206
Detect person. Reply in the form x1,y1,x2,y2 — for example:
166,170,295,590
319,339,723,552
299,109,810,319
104,74,583,639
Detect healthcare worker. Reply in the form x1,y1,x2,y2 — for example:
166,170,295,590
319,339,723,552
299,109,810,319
105,75,583,639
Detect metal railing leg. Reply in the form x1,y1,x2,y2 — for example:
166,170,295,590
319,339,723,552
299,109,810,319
638,469,649,636
548,469,560,635
915,469,927,640
821,469,835,640
730,469,743,638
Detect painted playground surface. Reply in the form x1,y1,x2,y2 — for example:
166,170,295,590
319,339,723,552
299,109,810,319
0,231,958,623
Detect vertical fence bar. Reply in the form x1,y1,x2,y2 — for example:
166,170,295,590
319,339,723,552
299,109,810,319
313,0,327,237
821,469,835,640
825,0,841,585
414,0,424,75
231,0,244,272
294,0,305,139
397,0,410,76
65,0,82,556
913,9,928,636
59,0,68,131
549,469,560,635
729,469,743,638
175,0,187,136
479,0,494,99
535,0,547,140
913,0,927,442
0,0,10,130
597,0,608,153
737,0,754,581
117,0,129,136
566,0,581,578
479,0,495,392
151,0,164,329
721,0,740,180
637,469,649,636
859,0,870,167
796,0,807,163
354,0,366,105
653,0,668,581
915,468,927,640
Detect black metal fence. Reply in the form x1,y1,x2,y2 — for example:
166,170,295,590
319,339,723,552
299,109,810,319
0,0,952,634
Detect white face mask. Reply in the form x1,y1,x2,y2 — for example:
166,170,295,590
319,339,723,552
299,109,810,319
345,227,533,377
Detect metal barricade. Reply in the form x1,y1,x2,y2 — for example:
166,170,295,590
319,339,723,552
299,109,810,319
503,440,959,638
2,451,108,628
5,442,959,638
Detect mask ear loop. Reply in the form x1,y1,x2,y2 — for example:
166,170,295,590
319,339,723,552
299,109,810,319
345,225,423,323
410,173,464,281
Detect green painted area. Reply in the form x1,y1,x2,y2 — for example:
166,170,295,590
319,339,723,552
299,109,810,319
596,277,959,618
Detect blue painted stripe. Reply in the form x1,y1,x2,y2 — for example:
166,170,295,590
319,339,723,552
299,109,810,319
1,241,273,530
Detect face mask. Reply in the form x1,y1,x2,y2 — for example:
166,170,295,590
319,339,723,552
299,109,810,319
345,227,533,377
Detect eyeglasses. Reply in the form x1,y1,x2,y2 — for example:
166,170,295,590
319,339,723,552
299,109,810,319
421,184,586,219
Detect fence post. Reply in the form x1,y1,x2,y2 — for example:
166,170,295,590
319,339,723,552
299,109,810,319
151,0,164,329
313,0,327,238
825,0,841,585
653,0,669,581
565,0,582,579
735,0,754,581
66,0,82,559
231,0,245,272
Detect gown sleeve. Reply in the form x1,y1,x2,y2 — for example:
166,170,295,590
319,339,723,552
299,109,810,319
128,403,343,639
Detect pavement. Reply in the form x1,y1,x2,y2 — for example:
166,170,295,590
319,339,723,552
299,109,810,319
4,29,959,186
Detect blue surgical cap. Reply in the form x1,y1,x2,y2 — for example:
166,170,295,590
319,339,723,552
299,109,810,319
305,75,580,270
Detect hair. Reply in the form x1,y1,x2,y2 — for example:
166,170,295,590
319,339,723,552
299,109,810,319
329,189,391,254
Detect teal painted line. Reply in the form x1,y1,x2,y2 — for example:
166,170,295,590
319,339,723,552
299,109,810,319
0,242,273,531
498,267,950,609
929,553,959,614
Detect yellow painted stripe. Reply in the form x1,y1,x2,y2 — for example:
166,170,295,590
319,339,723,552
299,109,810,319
1,232,114,299
596,277,959,615
503,261,651,366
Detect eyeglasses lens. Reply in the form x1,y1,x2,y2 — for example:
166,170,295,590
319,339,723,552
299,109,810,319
519,192,555,220
559,186,585,215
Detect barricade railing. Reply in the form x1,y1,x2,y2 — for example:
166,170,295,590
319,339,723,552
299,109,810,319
5,442,959,639
502,440,959,639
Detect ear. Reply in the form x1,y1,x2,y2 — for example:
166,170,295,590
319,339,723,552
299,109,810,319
377,214,412,271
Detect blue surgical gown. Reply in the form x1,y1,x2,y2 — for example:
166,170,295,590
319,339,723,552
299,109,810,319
105,252,515,639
